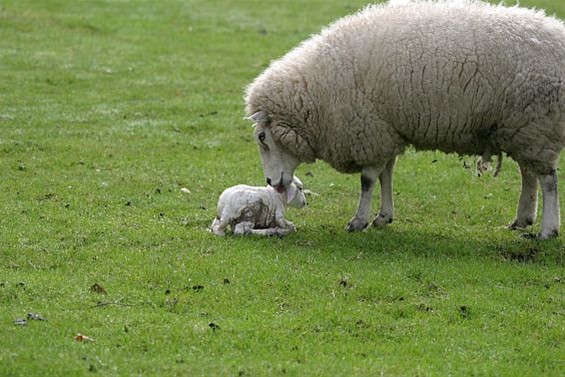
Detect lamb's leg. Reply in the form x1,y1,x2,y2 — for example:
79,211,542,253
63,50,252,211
347,164,383,231
538,169,560,239
233,222,254,236
210,217,228,236
249,228,293,237
274,207,296,233
509,164,538,230
373,157,396,227
277,219,296,233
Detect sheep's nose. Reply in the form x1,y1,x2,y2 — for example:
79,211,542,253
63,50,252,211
266,178,272,186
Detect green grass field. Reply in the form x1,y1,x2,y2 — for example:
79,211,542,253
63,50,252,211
1,0,564,375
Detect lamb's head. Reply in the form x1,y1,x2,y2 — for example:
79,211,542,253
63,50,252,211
248,110,314,192
286,176,307,208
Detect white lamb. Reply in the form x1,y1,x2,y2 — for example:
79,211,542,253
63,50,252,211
210,176,307,236
244,0,565,239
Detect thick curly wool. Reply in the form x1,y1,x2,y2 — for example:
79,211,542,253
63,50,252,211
245,0,565,174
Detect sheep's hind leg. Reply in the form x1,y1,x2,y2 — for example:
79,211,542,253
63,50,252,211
347,164,383,231
509,164,538,230
373,157,396,227
233,222,254,236
210,218,228,236
249,228,293,237
537,170,560,239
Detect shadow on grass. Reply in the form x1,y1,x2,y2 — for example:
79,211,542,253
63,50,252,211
201,215,564,267
278,224,565,266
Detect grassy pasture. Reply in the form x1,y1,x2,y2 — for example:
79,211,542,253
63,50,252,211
0,0,564,376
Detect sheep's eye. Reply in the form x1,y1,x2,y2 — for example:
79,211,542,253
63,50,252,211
258,132,269,150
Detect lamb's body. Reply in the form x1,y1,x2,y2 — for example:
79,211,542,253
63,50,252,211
245,0,565,238
210,178,306,236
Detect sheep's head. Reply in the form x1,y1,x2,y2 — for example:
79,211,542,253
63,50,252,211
248,110,313,192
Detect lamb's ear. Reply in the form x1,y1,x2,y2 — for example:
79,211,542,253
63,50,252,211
244,110,271,125
292,176,303,189
286,185,297,203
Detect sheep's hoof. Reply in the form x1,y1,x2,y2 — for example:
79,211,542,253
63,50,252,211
346,218,368,232
538,229,559,240
519,231,558,241
209,227,225,236
275,228,293,237
286,223,297,233
520,233,538,240
508,218,534,230
372,213,393,227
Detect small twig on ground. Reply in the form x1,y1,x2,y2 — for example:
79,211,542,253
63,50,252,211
89,298,133,309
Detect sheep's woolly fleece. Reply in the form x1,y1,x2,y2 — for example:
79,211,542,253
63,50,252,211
244,0,565,239
245,0,565,175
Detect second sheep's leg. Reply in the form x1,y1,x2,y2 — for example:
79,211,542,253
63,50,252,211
347,164,384,231
538,170,560,239
509,163,538,230
275,212,297,233
248,228,289,236
233,222,255,236
373,157,396,227
249,228,296,237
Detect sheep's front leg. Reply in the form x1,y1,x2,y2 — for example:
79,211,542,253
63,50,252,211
275,211,296,233
538,169,560,239
373,157,396,227
509,164,538,230
347,165,382,231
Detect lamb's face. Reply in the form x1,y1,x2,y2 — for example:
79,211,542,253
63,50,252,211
253,121,300,192
287,176,307,208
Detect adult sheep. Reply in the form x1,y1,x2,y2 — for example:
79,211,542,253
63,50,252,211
244,0,565,239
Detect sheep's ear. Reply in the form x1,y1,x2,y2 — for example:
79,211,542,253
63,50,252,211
244,110,271,125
